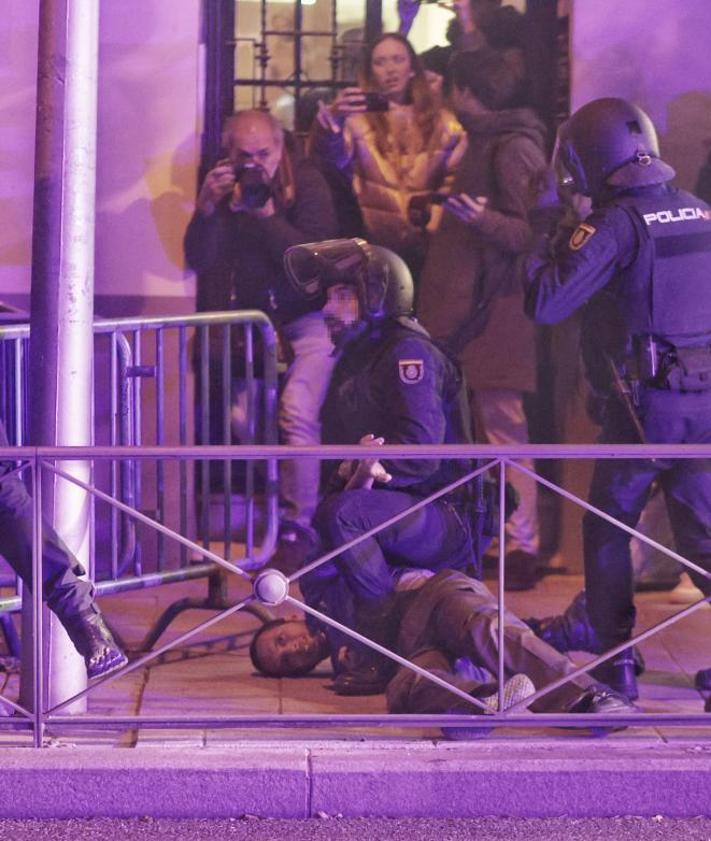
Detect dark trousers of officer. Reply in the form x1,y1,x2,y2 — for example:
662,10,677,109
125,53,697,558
0,421,95,620
305,488,473,646
386,572,595,714
584,390,711,649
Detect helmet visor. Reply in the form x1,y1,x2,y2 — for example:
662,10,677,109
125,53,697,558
284,239,368,300
551,133,576,191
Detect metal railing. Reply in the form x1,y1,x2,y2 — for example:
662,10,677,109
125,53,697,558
0,312,280,653
2,442,710,745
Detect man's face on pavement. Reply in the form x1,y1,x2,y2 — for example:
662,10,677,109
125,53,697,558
226,114,283,180
323,284,361,343
254,620,327,676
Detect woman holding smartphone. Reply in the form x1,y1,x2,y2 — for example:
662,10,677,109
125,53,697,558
312,32,466,284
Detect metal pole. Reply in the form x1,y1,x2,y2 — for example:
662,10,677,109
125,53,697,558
24,0,100,712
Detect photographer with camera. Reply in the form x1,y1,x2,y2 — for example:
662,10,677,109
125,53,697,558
311,33,466,284
184,110,338,565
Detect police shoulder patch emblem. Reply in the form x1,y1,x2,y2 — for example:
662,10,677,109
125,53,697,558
398,358,424,385
569,222,597,251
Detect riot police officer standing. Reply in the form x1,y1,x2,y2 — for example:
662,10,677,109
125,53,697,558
525,98,711,709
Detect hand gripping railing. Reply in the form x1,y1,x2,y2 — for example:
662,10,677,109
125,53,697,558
2,442,710,745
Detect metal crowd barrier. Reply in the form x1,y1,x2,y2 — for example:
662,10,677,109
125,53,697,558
2,442,710,746
0,312,280,656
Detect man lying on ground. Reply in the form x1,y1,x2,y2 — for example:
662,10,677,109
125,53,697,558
250,565,636,732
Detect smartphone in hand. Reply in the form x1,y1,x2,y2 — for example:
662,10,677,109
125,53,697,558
362,92,390,112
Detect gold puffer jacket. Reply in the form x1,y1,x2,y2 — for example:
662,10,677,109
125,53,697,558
312,104,467,259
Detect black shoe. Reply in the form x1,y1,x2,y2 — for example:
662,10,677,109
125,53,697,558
526,590,600,653
62,610,128,680
267,523,319,576
504,550,539,592
586,687,637,715
568,686,637,734
332,662,393,696
592,649,639,701
695,667,711,691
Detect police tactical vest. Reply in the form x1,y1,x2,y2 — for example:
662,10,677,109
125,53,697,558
613,189,711,343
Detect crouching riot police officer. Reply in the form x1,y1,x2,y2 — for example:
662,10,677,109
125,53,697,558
526,97,711,709
283,239,482,695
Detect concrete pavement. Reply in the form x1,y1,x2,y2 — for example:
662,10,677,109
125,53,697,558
0,571,709,818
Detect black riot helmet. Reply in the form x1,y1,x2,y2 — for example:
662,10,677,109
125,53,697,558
553,97,675,198
284,238,414,319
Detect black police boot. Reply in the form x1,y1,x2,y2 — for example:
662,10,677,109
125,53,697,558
332,647,395,696
61,610,128,680
524,592,646,678
526,590,600,653
695,667,711,691
333,661,393,696
267,523,320,576
592,649,639,701
332,606,396,696
504,550,539,592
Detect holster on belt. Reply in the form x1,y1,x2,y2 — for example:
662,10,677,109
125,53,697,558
662,346,711,391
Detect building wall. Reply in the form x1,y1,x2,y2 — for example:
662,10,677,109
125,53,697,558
570,0,711,191
0,1,40,307
0,0,201,316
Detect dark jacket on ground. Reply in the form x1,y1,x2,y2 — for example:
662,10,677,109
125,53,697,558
418,107,548,392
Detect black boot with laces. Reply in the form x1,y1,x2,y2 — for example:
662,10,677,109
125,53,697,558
62,610,128,680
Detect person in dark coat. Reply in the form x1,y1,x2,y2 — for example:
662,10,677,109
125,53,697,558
418,48,548,591
184,110,338,563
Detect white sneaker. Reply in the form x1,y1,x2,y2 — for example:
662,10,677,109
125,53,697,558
668,573,704,605
443,673,535,740
479,673,536,713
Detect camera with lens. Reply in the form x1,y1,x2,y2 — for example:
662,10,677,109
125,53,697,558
234,162,272,209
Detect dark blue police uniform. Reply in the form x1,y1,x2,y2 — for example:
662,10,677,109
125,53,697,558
302,317,476,646
0,420,96,619
526,184,711,653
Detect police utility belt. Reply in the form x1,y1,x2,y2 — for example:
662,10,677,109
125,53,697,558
626,336,711,393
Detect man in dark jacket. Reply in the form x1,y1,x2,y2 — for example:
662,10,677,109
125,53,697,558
184,110,338,560
419,48,548,591
525,97,711,708
282,239,478,695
